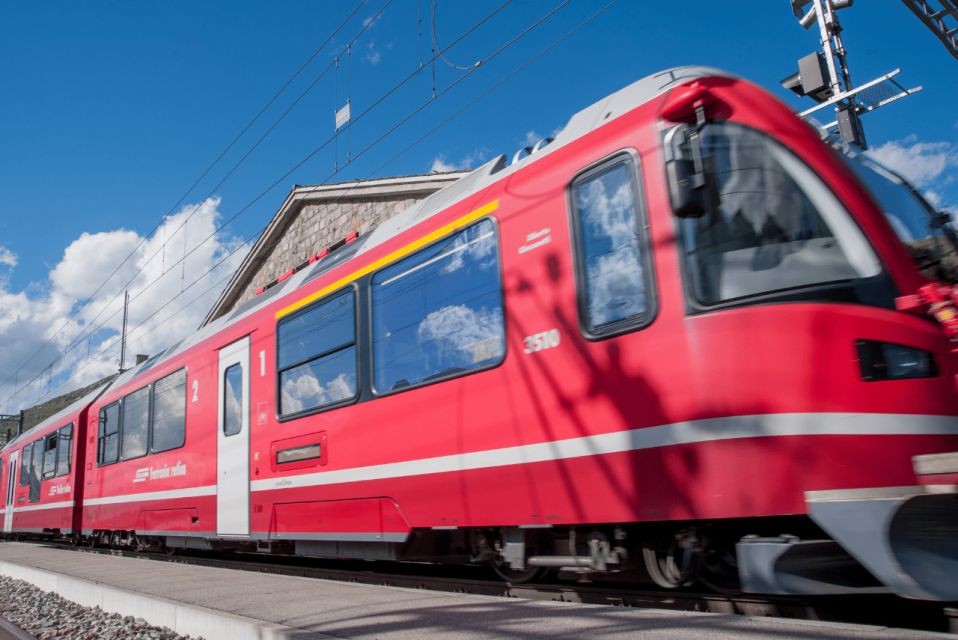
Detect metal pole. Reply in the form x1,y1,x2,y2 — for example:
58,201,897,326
811,0,842,95
119,290,129,373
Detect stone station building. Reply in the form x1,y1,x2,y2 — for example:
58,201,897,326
204,171,467,324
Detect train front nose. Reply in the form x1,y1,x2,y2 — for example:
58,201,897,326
807,452,958,601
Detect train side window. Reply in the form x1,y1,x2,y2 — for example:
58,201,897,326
28,441,41,502
570,156,654,338
223,364,243,436
56,424,73,477
120,386,150,461
277,289,357,417
371,218,505,394
151,369,186,453
42,433,58,479
97,402,120,466
18,443,31,486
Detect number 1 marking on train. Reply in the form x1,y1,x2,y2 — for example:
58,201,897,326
260,350,266,377
523,329,560,354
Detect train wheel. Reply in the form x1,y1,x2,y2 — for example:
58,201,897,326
699,549,742,595
489,558,547,584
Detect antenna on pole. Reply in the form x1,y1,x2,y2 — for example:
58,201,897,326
782,0,922,149
119,290,129,373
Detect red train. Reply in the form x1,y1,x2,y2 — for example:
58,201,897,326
2,66,957,600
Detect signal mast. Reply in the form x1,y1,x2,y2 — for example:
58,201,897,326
782,0,923,150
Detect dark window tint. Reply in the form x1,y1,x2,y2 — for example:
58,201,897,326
277,290,357,416
151,369,186,453
19,443,31,486
120,386,150,460
371,219,504,393
29,441,41,502
56,424,73,477
98,402,120,465
42,433,58,479
572,159,651,334
223,364,243,437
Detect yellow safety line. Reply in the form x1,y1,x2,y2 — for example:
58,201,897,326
274,199,500,319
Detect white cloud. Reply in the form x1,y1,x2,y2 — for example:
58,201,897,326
0,198,250,413
430,154,458,173
366,44,381,65
429,148,491,173
362,12,381,29
0,246,16,268
866,135,958,188
523,130,542,147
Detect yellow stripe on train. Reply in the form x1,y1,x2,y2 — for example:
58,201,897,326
274,199,500,320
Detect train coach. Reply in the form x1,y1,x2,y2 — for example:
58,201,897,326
0,383,105,537
3,66,958,601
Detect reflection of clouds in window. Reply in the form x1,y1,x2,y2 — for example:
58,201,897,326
576,165,646,327
416,305,504,368
152,370,186,452
121,388,149,459
280,349,356,415
439,227,497,275
373,219,504,391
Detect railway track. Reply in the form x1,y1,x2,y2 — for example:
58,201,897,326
34,540,956,635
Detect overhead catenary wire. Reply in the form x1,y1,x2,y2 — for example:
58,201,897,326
432,0,480,71
9,0,518,409
4,0,394,414
0,0,369,398
47,0,394,370
15,0,607,409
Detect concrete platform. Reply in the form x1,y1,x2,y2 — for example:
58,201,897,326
0,542,947,640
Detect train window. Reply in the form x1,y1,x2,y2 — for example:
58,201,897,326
223,364,243,437
120,386,150,460
19,443,31,486
151,369,186,453
42,433,58,479
29,441,41,502
570,156,653,337
56,424,73,477
371,219,504,393
277,289,357,417
670,123,880,306
97,402,120,466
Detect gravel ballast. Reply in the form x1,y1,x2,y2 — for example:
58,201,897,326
0,575,199,640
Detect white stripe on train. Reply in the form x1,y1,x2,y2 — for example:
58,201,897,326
59,412,958,507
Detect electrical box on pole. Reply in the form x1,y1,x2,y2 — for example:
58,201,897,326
782,0,922,149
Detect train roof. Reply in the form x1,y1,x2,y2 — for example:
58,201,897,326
107,65,735,395
3,380,111,450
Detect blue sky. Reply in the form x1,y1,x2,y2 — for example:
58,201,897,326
0,0,956,411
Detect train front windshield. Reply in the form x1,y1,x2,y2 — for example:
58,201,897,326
843,151,958,284
670,122,884,307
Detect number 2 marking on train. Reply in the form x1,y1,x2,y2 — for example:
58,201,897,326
523,329,560,354
192,380,199,403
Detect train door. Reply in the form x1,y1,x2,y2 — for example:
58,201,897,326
217,336,250,536
4,450,17,533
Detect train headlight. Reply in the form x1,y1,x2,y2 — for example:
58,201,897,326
856,340,937,381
